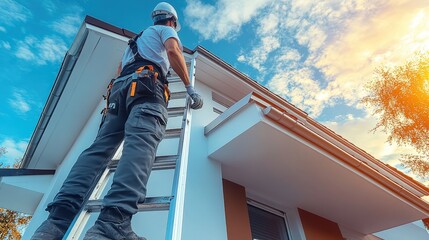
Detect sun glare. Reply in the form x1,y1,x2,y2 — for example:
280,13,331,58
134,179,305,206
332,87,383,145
406,10,429,52
424,79,429,94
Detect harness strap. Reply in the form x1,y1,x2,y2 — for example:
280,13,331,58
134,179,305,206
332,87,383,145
128,31,143,60
101,78,115,116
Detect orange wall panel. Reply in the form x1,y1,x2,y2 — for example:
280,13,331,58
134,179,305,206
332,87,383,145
223,179,252,240
299,208,344,240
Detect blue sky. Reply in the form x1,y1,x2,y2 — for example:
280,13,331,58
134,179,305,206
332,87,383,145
0,0,428,180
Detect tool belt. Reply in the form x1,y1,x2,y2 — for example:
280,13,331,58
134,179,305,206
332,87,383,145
120,59,168,85
101,64,170,116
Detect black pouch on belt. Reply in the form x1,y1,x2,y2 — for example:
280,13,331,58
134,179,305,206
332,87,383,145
130,69,157,98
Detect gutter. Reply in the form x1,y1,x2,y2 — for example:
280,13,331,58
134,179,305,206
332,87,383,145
20,23,89,169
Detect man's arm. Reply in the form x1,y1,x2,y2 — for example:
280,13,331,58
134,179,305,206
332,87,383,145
165,37,203,109
165,38,190,86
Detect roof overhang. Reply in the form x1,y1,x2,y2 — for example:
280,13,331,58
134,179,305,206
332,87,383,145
21,17,132,169
205,93,429,234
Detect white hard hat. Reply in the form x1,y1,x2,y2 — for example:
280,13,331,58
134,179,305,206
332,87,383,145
152,2,181,32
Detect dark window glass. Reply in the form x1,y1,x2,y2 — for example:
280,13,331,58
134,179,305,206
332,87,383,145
248,204,289,240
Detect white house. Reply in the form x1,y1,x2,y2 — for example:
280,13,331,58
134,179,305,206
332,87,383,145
1,16,429,240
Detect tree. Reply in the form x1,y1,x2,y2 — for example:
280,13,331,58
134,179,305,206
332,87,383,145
363,51,429,228
0,209,32,240
0,147,32,240
363,51,429,176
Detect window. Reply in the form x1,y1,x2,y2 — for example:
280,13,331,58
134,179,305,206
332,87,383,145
211,91,233,115
248,204,290,240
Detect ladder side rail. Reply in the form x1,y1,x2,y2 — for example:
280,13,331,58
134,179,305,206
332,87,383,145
65,165,114,239
165,56,197,240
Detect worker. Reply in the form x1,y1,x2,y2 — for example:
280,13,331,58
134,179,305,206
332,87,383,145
31,2,203,239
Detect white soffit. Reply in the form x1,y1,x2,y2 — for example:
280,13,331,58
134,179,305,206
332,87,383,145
205,96,429,234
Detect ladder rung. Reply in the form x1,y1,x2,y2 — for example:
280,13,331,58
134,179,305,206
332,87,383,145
165,128,182,138
167,107,185,117
170,91,187,100
85,196,173,212
166,76,181,83
109,155,178,171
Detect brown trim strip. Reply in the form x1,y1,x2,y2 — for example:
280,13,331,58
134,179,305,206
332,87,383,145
84,16,135,38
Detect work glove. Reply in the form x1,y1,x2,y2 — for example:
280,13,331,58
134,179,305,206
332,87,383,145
186,85,203,109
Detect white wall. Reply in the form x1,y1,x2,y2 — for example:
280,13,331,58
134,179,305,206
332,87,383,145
0,175,53,214
180,80,228,240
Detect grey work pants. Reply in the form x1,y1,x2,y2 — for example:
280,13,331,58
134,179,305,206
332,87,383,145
47,73,168,215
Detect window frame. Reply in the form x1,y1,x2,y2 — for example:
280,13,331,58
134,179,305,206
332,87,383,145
247,198,292,240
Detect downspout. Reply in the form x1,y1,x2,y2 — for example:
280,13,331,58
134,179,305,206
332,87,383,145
21,25,89,169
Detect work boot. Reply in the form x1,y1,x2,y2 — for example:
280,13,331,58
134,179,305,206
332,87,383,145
31,206,75,240
83,207,146,240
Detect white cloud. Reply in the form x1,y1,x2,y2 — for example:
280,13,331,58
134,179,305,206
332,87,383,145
0,0,32,26
277,48,301,63
51,14,82,37
230,0,429,120
1,41,11,50
16,45,36,60
42,0,57,13
0,138,28,167
268,68,325,116
185,0,273,41
38,37,68,63
15,36,67,64
8,90,31,114
238,36,280,71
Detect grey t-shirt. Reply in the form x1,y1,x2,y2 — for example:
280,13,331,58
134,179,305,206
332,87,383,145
121,25,183,76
